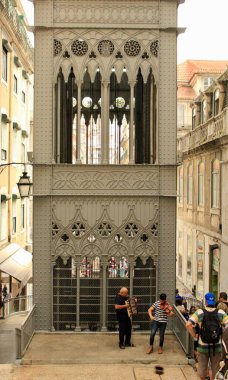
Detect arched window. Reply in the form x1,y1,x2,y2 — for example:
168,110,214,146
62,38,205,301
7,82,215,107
80,70,102,164
135,68,155,164
55,67,77,163
198,161,204,207
55,61,157,165
109,70,130,164
211,159,220,208
187,163,193,205
178,166,183,204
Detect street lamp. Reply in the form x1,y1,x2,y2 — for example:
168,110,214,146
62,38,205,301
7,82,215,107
17,170,33,198
0,162,33,199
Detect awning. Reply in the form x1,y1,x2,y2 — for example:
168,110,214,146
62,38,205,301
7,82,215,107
0,244,32,286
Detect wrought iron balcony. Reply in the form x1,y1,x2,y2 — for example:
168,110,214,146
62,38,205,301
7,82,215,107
0,0,33,60
178,110,227,154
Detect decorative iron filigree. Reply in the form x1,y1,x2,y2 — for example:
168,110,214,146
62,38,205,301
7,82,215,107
63,51,70,58
142,51,149,59
52,223,59,236
115,51,123,59
150,40,158,57
54,39,62,56
72,223,85,237
89,51,97,58
124,223,138,237
114,234,123,243
98,40,114,57
98,222,112,237
71,40,88,56
151,223,158,237
140,233,149,242
61,233,69,242
124,40,141,57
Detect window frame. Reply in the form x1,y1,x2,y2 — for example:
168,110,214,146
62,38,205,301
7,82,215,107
13,74,18,94
2,46,8,82
12,199,17,235
198,161,204,207
0,202,7,240
192,107,196,129
21,203,25,230
214,89,220,116
1,121,8,162
178,166,184,204
22,90,26,103
211,159,220,209
187,163,193,206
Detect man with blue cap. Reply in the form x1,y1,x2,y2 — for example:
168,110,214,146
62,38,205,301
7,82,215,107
186,292,228,380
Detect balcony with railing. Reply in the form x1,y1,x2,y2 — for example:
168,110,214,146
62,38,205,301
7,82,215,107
178,109,228,155
0,0,33,59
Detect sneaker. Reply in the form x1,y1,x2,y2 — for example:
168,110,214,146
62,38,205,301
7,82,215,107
119,344,125,349
146,346,153,354
158,347,163,354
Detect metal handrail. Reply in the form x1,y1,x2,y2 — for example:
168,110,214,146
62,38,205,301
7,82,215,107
172,304,194,358
16,304,36,359
0,295,33,319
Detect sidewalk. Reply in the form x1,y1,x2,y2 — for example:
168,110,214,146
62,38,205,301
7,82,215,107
0,316,198,379
0,313,28,364
1,363,198,380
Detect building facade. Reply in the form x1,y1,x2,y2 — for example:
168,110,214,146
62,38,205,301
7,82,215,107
33,0,183,331
0,0,33,298
177,65,228,300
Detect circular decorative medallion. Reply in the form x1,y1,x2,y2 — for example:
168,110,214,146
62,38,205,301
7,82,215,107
124,40,141,57
98,40,114,56
82,97,92,108
115,97,125,109
54,39,62,56
71,40,88,56
150,40,158,57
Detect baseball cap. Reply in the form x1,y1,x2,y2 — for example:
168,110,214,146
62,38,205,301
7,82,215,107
205,292,215,306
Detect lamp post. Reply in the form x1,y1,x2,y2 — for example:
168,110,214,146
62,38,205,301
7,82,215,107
17,170,32,198
0,163,33,198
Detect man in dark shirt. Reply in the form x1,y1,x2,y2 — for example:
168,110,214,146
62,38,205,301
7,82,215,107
115,287,134,349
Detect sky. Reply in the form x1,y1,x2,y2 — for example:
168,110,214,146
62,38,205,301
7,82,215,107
177,0,228,63
21,0,228,64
